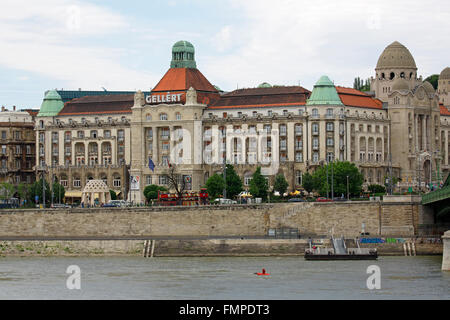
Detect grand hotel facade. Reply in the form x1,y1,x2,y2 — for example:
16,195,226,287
35,41,450,203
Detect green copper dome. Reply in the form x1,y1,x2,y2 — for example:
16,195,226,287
258,82,272,88
306,75,343,106
171,40,196,68
37,90,64,117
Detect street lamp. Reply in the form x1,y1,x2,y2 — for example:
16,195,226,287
41,162,46,209
346,175,349,201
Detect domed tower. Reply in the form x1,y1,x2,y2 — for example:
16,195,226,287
370,41,420,102
438,67,450,107
170,40,196,69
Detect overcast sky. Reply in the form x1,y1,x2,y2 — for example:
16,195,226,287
0,0,449,109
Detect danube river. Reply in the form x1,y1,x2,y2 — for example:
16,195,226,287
0,256,448,299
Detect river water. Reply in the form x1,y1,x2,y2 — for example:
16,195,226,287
0,256,448,300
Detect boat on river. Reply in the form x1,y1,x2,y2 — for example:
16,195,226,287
305,236,378,260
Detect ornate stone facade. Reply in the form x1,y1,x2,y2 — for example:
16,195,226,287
36,40,450,203
0,107,36,185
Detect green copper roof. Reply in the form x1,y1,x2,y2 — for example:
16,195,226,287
37,90,64,117
171,40,197,68
258,82,272,88
306,75,343,106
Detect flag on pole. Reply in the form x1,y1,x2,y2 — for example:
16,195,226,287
149,157,155,172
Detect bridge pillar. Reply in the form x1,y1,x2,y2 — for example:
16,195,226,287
443,230,450,271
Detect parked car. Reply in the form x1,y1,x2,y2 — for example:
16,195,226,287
103,200,127,207
288,198,305,202
214,198,237,205
316,197,333,202
51,203,71,208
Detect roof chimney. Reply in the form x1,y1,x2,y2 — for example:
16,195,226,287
1,106,4,112
13,105,16,111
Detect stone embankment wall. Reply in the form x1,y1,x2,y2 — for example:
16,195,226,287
0,201,424,239
0,237,442,257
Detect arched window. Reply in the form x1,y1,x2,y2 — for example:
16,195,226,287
146,114,152,121
400,72,405,78
390,72,395,80
159,113,168,121
312,109,319,117
175,112,181,120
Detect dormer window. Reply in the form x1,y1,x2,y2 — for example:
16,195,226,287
159,113,168,121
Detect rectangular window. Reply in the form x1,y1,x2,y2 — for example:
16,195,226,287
326,122,334,131
312,123,319,134
313,137,319,148
118,130,124,141
1,131,6,140
159,175,168,185
313,152,319,162
146,175,152,185
327,138,334,146
73,179,81,187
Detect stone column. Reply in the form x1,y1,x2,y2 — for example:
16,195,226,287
287,122,294,162
442,230,450,271
415,114,419,152
211,125,219,165
124,127,132,165
272,122,279,164
422,115,426,151
152,127,158,165
334,121,340,160
241,124,248,164
226,125,233,164
445,130,449,166
256,124,263,164
71,142,75,166
59,131,64,165
111,139,117,165
96,142,100,165
319,121,326,161
84,141,88,165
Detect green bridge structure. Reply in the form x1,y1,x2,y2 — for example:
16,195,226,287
422,174,450,229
